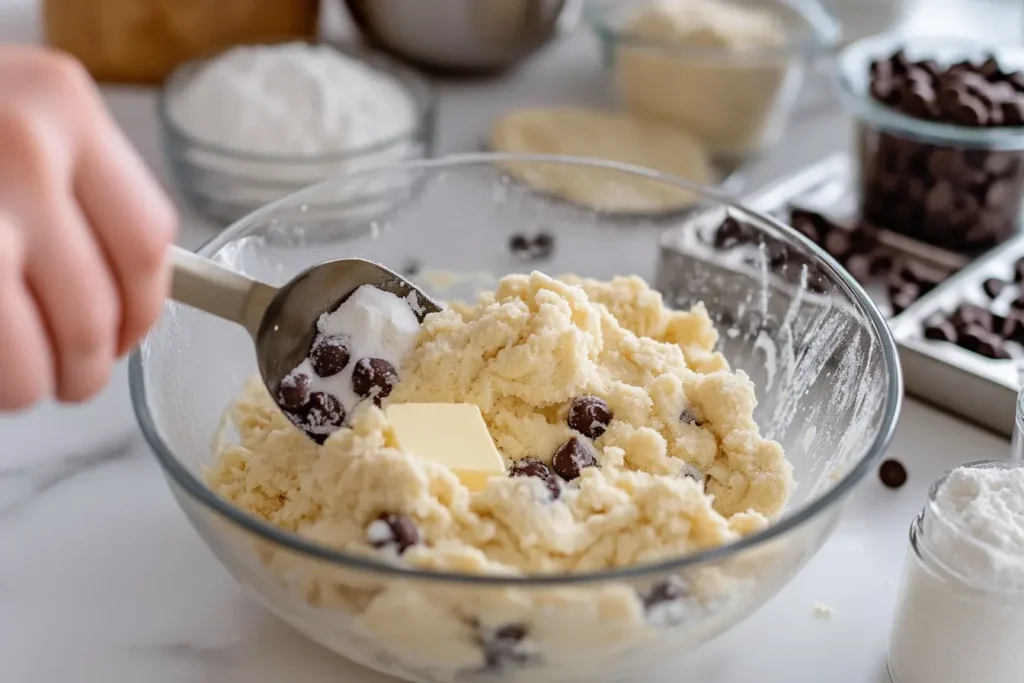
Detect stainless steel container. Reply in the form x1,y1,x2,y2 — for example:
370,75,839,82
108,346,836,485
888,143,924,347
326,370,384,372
341,0,581,74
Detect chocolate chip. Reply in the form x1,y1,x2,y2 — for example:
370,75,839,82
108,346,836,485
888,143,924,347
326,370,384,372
303,391,346,432
978,336,1011,359
823,229,852,261
679,406,704,426
1015,258,1024,282
983,277,1007,299
509,457,561,499
551,437,597,481
401,260,422,276
369,513,419,553
509,234,530,255
951,303,994,331
1011,294,1024,310
902,262,948,294
791,214,821,244
310,337,350,378
1002,313,1024,343
890,282,920,315
532,232,555,259
481,624,531,671
567,395,612,439
277,372,310,411
844,253,873,282
351,358,397,404
642,576,689,610
980,55,1002,80
923,319,958,343
713,216,748,249
958,324,991,353
879,459,907,489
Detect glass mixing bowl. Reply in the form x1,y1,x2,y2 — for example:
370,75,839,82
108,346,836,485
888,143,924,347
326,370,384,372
130,153,901,683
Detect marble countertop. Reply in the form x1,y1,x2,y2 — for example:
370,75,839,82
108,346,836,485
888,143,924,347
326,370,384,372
1,1,1021,681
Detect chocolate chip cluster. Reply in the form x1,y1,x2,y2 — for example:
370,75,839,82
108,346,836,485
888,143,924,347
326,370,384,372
861,49,1024,252
508,395,707,499
710,210,956,316
921,256,1024,360
276,334,399,444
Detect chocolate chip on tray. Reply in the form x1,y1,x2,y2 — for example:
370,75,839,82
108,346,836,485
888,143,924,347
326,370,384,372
310,336,351,378
551,437,597,481
1014,257,1024,283
368,513,420,553
509,457,561,499
879,459,908,489
982,277,1007,299
951,303,994,332
351,358,398,405
712,216,750,249
567,395,613,439
978,335,1011,359
863,49,1024,252
924,319,958,343
277,371,311,411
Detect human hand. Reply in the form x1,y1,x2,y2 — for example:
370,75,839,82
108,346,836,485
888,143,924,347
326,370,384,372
0,46,177,410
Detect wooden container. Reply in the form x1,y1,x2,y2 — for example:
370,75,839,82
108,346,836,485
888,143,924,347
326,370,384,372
42,0,321,84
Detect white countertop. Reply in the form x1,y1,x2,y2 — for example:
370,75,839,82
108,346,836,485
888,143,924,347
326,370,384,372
0,1,1021,682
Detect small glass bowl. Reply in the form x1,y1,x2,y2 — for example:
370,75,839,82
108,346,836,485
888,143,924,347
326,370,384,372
157,41,437,224
584,0,839,164
835,33,1024,254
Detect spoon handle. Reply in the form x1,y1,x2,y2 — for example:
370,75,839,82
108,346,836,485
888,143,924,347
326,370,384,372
168,245,277,339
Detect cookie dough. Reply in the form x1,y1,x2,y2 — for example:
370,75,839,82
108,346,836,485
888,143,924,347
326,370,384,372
489,107,715,213
208,272,792,678
614,0,792,158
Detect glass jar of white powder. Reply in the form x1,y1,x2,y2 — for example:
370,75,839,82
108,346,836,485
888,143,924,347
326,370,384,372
159,41,435,224
887,459,1024,683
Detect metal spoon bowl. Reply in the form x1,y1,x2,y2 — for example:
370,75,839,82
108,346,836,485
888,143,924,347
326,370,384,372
168,245,442,402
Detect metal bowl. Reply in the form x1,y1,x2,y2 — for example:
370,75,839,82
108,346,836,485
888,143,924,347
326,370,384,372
341,0,582,75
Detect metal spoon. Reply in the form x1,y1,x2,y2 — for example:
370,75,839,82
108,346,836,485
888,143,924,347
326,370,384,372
168,245,442,401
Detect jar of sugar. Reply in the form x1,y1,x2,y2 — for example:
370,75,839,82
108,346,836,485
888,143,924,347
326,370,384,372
887,459,1024,683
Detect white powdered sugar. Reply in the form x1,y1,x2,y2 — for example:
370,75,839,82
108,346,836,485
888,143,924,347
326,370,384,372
169,42,415,155
888,462,1024,683
933,465,1024,588
288,285,420,428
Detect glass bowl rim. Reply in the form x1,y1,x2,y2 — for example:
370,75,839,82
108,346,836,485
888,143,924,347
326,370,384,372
834,32,1024,150
157,39,437,164
583,0,841,60
129,151,903,587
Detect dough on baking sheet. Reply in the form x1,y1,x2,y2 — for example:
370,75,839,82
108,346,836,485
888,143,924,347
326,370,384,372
489,107,716,213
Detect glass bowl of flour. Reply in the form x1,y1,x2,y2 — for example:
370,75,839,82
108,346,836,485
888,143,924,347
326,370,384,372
159,40,435,224
130,153,901,683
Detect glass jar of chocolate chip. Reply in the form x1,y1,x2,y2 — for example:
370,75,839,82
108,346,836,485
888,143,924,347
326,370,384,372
836,34,1024,254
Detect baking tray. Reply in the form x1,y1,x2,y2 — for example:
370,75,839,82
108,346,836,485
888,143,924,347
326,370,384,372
657,153,1021,436
889,238,1024,436
740,154,1021,436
